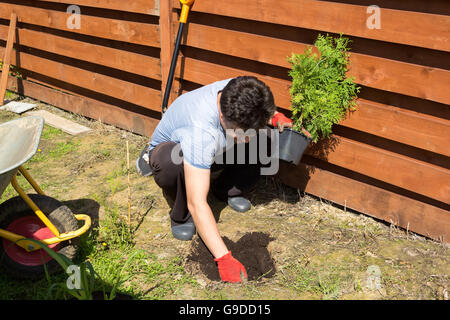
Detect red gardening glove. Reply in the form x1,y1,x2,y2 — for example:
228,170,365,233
214,251,248,283
272,113,312,138
271,112,293,131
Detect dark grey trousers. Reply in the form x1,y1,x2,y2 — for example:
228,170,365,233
149,139,269,224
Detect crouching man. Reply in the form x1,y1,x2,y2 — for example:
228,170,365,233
137,76,293,283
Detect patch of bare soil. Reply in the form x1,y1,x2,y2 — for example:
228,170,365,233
187,232,276,281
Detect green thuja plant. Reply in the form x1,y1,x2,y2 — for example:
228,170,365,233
287,34,360,143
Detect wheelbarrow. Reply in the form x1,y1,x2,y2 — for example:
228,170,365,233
0,116,91,279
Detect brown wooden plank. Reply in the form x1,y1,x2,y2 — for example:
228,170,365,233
40,0,160,15
306,135,450,204
350,54,450,105
278,161,450,242
340,99,450,157
0,13,16,103
0,25,161,80
175,0,450,52
321,0,450,16
182,23,450,105
182,22,299,69
180,56,292,108
0,3,160,47
0,47,161,112
6,75,159,137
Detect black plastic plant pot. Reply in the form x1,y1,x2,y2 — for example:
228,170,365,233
278,128,312,165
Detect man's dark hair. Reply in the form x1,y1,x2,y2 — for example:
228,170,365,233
220,76,275,130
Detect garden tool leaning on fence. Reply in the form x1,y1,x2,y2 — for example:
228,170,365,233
137,0,196,177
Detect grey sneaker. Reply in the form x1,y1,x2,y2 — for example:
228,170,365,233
136,144,153,177
171,215,196,241
227,196,251,212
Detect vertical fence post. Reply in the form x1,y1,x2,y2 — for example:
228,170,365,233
159,0,180,112
0,13,17,104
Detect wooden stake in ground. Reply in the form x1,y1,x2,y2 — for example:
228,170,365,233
0,13,17,104
126,140,131,230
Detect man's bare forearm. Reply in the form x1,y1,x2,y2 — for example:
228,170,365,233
183,160,228,259
189,202,228,259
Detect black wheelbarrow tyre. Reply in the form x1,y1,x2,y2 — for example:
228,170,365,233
0,194,79,280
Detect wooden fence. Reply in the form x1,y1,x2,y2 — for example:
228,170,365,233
0,0,449,241
0,0,162,136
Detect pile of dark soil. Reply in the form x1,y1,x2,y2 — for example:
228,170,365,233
186,232,276,281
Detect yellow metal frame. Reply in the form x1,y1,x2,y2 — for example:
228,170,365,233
0,166,91,252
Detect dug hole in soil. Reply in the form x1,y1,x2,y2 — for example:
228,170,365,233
186,232,276,282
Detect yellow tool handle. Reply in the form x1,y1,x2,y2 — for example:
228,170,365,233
179,0,195,23
0,214,91,252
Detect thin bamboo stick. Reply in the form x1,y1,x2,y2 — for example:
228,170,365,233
126,140,131,230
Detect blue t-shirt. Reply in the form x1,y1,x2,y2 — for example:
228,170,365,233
149,79,233,169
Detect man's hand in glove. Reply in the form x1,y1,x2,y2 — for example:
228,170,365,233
271,111,312,138
214,251,248,283
271,112,293,132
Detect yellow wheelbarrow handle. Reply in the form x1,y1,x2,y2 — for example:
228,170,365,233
0,165,92,252
0,214,91,252
11,168,60,237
